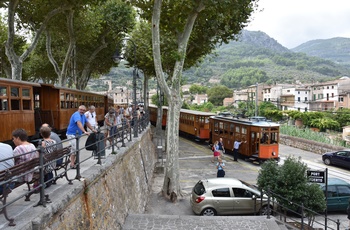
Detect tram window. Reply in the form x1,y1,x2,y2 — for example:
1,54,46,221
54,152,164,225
66,101,69,108
11,99,20,110
22,88,30,97
23,99,31,110
11,87,19,97
230,124,234,135
224,123,229,134
66,93,70,101
0,86,6,96
242,127,247,134
271,132,278,144
60,93,64,101
0,99,8,110
235,126,240,133
214,121,219,134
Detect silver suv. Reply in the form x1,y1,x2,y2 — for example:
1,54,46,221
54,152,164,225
190,178,273,216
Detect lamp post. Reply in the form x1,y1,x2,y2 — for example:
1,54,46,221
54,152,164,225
113,38,138,138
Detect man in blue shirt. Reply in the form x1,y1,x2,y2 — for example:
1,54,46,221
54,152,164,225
66,105,96,168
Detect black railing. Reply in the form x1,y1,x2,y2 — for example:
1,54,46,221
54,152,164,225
0,111,150,227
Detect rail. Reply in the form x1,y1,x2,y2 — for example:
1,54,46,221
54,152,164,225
0,112,150,227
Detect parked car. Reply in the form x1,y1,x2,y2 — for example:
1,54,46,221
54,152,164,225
322,150,350,169
319,178,350,212
190,178,273,216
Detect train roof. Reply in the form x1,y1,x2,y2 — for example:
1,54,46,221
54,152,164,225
0,78,41,87
211,114,280,127
149,104,215,116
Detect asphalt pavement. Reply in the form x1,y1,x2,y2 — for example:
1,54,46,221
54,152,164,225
124,136,350,230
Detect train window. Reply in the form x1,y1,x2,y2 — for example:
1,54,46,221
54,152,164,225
22,88,30,97
11,87,19,97
242,127,247,134
235,126,240,133
65,93,70,101
0,99,8,110
23,99,31,110
60,93,64,101
0,86,7,96
70,94,74,101
61,101,65,109
11,99,20,110
214,121,219,134
224,123,229,135
34,94,40,109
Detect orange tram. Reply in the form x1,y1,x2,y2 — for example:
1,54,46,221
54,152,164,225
210,113,279,163
149,106,280,162
149,104,215,141
0,78,113,144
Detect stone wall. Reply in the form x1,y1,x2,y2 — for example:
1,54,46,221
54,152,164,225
41,127,157,230
280,134,345,155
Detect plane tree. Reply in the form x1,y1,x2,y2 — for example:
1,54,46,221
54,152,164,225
130,0,258,202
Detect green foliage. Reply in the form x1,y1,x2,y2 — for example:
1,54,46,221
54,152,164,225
257,157,326,214
280,125,350,147
189,84,207,94
220,67,269,88
334,108,350,128
151,93,168,106
207,85,233,106
309,118,340,131
189,102,214,112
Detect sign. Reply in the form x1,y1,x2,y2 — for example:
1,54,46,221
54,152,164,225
307,170,325,183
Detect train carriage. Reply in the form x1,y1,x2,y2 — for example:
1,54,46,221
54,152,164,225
149,104,215,141
210,114,279,162
0,78,111,144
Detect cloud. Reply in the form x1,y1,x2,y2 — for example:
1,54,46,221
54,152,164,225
246,0,350,48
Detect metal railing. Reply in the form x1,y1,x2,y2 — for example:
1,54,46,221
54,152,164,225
0,111,150,227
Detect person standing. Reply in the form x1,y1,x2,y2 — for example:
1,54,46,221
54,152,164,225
216,157,225,177
66,105,95,168
85,105,98,132
0,142,14,195
104,108,117,148
211,141,220,163
218,137,225,154
232,139,246,162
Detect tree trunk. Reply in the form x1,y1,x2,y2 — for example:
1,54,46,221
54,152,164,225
162,96,183,201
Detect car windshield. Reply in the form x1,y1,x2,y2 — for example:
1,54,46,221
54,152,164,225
240,180,260,194
194,181,206,195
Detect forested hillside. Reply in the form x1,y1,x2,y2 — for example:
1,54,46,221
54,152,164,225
182,30,350,89
89,30,350,91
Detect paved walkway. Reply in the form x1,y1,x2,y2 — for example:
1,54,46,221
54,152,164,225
122,136,285,230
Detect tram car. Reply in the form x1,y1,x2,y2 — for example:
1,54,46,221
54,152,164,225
149,104,215,141
0,78,112,144
210,113,279,163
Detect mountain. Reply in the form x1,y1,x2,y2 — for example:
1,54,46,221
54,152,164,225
89,30,350,91
292,37,350,68
182,30,350,88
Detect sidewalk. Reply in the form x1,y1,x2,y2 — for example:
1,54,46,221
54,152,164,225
123,137,284,230
0,135,117,230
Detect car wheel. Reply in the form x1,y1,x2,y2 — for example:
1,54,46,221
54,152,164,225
201,208,216,216
260,205,273,216
324,158,331,165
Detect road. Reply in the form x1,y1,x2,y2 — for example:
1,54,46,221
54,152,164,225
145,137,350,230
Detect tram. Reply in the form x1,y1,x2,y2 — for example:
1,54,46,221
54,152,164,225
0,78,112,144
149,104,215,141
210,113,279,162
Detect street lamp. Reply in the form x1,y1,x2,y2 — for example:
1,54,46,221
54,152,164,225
113,38,138,138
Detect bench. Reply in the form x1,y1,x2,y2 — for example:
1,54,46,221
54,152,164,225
43,146,72,184
0,146,71,226
0,157,40,226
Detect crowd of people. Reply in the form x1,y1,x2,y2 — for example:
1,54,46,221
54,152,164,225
0,103,145,194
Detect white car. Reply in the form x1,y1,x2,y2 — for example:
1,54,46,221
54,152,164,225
190,178,273,216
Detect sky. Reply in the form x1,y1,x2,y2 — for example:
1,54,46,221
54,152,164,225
246,0,350,49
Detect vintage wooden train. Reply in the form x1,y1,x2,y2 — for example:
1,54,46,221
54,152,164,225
0,78,113,144
149,105,280,162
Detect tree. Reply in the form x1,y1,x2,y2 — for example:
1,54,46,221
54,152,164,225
257,157,326,227
4,0,73,80
132,0,257,202
25,0,136,88
258,101,278,117
309,117,340,132
207,85,233,106
189,84,207,94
